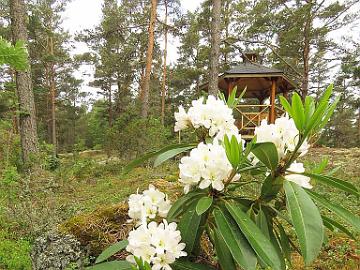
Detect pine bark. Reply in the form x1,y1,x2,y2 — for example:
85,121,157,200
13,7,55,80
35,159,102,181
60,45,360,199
208,0,221,96
161,0,168,125
141,0,157,118
48,36,57,154
10,0,39,163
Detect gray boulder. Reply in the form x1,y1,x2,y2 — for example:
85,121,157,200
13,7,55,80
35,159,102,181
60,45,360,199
31,231,88,270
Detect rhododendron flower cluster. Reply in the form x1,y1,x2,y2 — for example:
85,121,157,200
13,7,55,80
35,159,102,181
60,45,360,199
254,115,309,158
253,115,312,189
174,96,239,140
126,220,187,270
285,162,312,189
128,185,171,226
179,141,240,193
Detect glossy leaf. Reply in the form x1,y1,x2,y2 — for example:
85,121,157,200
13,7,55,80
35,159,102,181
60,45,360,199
214,208,257,270
123,143,196,175
154,145,196,167
304,172,359,197
86,261,133,270
304,96,315,121
279,96,293,117
304,84,333,136
277,223,292,266
178,204,203,253
226,202,282,270
321,215,355,239
251,142,279,172
196,196,213,215
172,259,216,270
213,228,237,270
284,181,323,265
307,190,360,231
167,191,205,222
95,240,129,264
291,93,305,131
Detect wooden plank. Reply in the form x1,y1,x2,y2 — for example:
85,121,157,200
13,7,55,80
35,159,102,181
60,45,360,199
269,78,276,123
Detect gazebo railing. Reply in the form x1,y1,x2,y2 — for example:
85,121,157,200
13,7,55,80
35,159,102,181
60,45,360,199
234,104,285,134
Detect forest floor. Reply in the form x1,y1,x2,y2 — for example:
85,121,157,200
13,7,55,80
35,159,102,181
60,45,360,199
0,147,359,270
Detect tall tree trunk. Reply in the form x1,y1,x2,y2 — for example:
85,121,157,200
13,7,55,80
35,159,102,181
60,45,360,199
301,3,312,100
49,36,57,155
208,0,221,96
161,0,168,125
9,0,39,164
141,0,157,118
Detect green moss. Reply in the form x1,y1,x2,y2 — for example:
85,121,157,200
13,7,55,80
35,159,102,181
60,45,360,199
59,203,130,255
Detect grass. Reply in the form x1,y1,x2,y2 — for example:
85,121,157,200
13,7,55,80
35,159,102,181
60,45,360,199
0,147,359,269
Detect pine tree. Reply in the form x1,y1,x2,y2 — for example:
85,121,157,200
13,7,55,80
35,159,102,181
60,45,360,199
141,0,157,118
9,0,39,164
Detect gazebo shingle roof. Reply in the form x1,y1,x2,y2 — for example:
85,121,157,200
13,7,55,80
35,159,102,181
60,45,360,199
224,63,283,75
200,61,297,99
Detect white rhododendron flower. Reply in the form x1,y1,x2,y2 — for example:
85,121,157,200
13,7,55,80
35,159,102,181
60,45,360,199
174,105,191,132
126,220,187,270
285,162,312,189
179,141,240,193
174,96,239,140
128,185,171,226
254,115,309,158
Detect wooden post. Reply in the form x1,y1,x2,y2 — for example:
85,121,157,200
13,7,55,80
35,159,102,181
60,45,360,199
227,79,234,96
269,78,276,123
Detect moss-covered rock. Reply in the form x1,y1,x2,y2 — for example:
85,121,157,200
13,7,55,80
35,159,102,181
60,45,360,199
58,179,183,256
59,203,131,256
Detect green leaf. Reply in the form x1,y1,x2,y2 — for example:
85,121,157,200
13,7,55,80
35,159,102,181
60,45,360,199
225,202,283,270
304,172,359,197
251,142,279,172
304,84,333,136
213,228,237,270
255,209,270,239
307,190,360,231
321,215,355,239
214,208,257,270
284,181,324,265
0,38,29,71
123,143,196,175
260,176,284,201
268,224,286,270
171,259,216,270
224,135,242,168
304,96,315,121
196,196,213,215
277,223,292,266
86,261,133,270
279,96,293,117
178,204,203,253
95,240,129,264
318,95,340,131
154,145,196,167
291,93,305,131
311,157,328,174
167,190,206,221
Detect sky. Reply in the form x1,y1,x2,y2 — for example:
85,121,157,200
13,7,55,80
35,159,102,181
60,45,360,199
61,0,360,100
61,0,201,99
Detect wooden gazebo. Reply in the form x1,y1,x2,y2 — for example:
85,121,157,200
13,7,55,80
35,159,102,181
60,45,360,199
201,54,297,139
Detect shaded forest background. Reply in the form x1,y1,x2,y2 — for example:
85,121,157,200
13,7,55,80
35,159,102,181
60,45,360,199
1,0,360,167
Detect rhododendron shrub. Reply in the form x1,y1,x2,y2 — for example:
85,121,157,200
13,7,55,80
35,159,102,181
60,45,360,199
88,85,360,270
